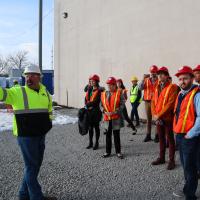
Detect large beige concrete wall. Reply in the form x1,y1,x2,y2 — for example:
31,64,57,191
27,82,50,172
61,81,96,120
54,0,200,118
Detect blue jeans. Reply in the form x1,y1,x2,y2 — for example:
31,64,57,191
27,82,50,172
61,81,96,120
131,102,140,123
176,134,199,200
17,136,45,200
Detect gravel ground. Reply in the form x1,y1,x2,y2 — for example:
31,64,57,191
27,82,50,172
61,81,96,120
0,108,199,200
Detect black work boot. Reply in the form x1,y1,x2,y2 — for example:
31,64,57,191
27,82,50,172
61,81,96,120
167,161,176,170
86,143,93,149
154,134,159,143
93,142,99,150
151,158,165,165
132,129,137,135
143,134,152,142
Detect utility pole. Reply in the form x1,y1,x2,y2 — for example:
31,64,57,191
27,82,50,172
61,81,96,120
39,0,43,73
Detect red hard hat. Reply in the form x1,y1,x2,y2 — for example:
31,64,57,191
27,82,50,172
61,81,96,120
90,74,100,82
175,66,194,77
193,65,200,72
150,65,158,73
157,66,169,74
106,77,117,85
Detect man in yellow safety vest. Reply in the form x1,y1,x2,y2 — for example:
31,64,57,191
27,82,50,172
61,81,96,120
0,64,56,200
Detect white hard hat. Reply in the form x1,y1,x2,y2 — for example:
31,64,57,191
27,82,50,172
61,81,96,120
24,64,41,75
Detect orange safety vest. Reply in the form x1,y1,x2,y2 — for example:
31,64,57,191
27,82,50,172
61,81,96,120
173,87,199,134
143,78,158,101
101,89,121,121
153,83,174,115
85,89,99,103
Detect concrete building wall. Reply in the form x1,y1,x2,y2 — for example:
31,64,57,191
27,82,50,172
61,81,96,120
54,0,200,118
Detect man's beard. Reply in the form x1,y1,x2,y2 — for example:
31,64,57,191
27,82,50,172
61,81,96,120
180,83,192,90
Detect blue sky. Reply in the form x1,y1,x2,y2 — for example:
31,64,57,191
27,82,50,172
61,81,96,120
0,0,53,69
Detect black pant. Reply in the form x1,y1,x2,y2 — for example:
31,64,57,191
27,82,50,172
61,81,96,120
122,106,136,130
176,134,199,200
131,102,140,123
106,121,121,154
89,124,100,145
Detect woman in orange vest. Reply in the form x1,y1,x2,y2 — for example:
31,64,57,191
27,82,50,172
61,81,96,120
151,67,178,170
116,79,137,135
101,77,125,159
85,74,102,150
139,65,159,142
173,66,200,200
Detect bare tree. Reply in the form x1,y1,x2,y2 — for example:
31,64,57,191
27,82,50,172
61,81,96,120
8,50,29,70
0,55,9,75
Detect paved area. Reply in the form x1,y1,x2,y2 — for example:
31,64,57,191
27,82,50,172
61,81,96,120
0,108,198,200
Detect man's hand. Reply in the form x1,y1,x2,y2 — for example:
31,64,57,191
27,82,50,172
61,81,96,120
105,112,116,116
154,115,159,121
105,112,112,116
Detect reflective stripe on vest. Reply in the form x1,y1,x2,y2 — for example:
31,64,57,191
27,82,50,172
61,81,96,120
144,78,158,101
154,83,174,115
14,109,49,114
162,84,173,109
173,87,199,134
86,89,99,103
14,86,50,115
146,79,150,100
114,90,120,111
101,90,121,121
1,88,7,101
21,86,29,109
103,92,111,120
130,86,142,103
181,89,197,133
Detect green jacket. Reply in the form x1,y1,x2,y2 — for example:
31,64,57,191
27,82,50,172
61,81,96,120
0,83,52,137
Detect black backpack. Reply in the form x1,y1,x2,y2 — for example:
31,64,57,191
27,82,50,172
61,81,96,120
78,108,89,136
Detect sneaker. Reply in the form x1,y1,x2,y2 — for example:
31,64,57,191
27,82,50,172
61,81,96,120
143,134,152,142
173,190,184,198
167,161,176,170
152,158,165,165
117,153,124,159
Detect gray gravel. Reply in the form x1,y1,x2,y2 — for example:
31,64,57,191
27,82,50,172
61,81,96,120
0,108,199,200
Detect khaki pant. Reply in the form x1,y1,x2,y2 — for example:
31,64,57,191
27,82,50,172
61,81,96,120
144,101,154,136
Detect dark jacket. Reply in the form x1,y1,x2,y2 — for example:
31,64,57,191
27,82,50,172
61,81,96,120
85,87,102,125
